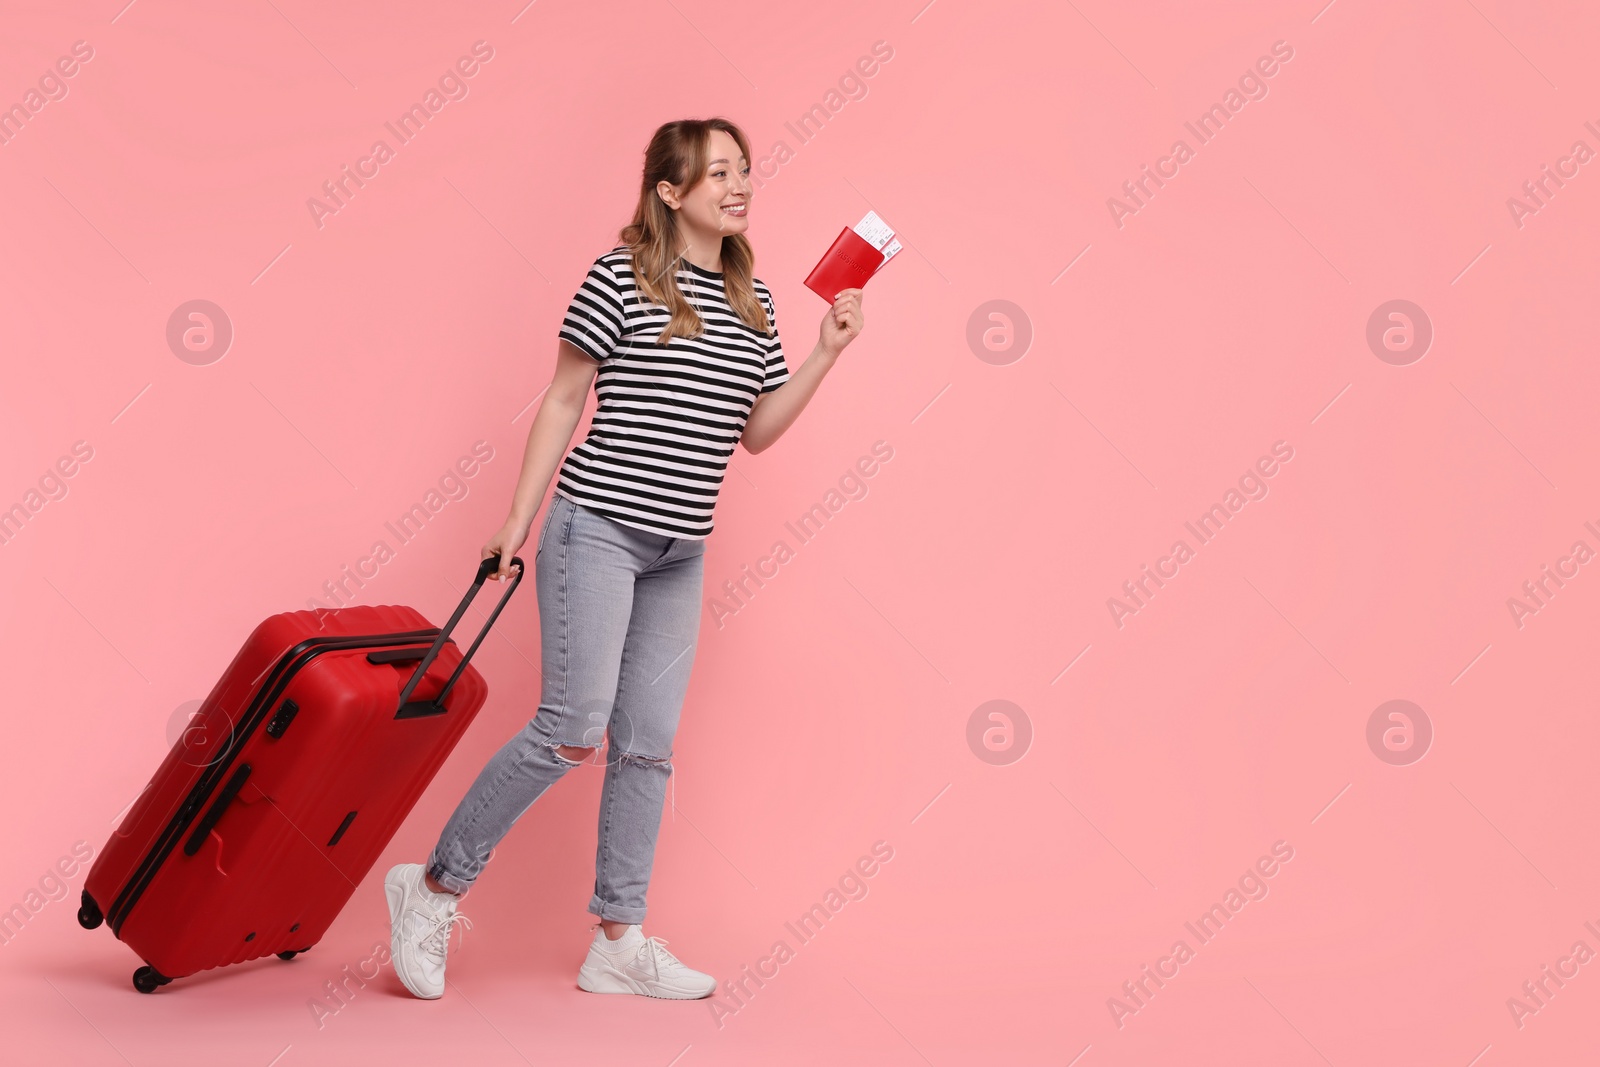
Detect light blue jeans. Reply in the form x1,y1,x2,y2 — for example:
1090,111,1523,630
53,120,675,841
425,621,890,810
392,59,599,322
427,492,706,922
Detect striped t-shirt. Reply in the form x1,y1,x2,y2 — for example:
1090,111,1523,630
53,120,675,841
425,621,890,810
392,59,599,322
554,246,792,539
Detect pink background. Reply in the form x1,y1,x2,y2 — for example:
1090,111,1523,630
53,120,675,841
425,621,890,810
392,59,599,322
3,0,1599,1063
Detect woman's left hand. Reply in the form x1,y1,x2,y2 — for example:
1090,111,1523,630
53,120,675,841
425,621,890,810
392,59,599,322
819,288,864,358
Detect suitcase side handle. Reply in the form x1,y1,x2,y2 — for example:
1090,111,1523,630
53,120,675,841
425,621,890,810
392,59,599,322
182,763,251,857
396,553,525,718
368,647,431,665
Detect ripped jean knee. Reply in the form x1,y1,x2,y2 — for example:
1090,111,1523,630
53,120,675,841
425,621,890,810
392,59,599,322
550,741,597,766
547,743,672,771
615,750,671,768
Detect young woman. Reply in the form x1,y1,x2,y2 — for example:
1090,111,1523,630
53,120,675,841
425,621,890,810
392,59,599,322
385,117,864,1000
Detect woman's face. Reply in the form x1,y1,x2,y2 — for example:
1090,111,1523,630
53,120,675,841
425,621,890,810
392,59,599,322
662,128,751,244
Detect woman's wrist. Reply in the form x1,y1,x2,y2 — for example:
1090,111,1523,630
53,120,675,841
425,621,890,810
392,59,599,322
811,341,842,365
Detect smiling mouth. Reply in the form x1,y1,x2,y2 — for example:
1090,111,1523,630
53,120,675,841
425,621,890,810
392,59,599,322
721,203,748,217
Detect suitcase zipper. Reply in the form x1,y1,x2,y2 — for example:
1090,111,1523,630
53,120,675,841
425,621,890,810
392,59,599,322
105,628,442,936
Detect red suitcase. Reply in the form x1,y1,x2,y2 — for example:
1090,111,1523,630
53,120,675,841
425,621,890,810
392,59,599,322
80,554,524,993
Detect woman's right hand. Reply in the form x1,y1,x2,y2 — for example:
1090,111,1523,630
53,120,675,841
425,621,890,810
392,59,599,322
483,516,532,582
819,287,864,358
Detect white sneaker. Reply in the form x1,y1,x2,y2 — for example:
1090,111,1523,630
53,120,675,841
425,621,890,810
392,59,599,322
576,923,717,1000
384,863,472,1000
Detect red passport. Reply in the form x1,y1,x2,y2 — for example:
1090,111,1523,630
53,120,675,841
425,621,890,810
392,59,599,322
804,226,885,302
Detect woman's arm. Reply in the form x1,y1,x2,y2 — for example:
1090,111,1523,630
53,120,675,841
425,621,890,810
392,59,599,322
740,341,836,454
483,340,599,579
741,288,863,454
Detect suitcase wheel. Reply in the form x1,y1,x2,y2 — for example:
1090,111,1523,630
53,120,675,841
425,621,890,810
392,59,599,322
276,951,299,961
77,891,103,930
132,966,172,994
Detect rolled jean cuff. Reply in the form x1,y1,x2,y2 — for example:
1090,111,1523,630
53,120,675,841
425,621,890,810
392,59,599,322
588,895,647,924
426,856,474,897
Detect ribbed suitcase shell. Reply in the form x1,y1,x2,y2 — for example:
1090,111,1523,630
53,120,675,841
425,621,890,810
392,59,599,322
83,602,495,985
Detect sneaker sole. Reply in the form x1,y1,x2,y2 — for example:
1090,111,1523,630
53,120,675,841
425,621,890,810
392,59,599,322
385,868,444,1001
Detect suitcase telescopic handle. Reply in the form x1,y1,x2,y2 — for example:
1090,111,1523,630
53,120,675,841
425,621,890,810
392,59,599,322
395,553,525,718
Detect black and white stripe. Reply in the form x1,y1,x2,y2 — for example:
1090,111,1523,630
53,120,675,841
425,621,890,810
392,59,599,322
555,246,791,539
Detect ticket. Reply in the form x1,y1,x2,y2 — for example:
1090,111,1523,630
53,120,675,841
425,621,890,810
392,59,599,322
852,210,896,251
874,237,902,273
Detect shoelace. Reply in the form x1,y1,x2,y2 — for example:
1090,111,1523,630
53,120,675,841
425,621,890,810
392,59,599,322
418,910,473,961
635,934,687,977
